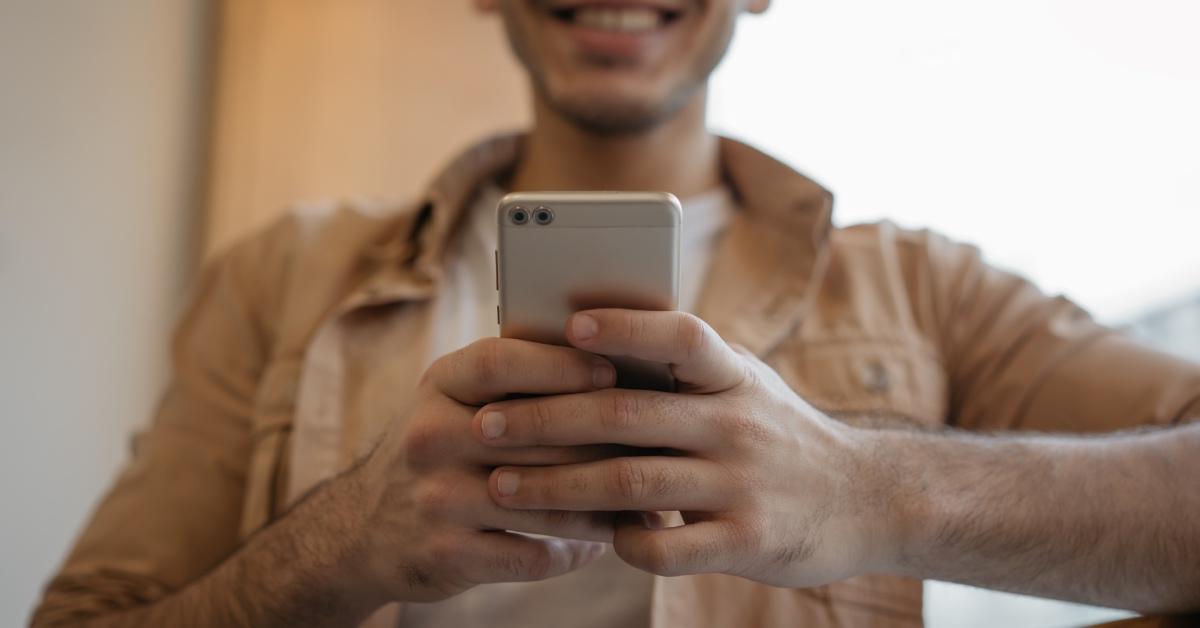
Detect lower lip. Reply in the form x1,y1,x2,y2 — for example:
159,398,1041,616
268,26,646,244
550,16,672,59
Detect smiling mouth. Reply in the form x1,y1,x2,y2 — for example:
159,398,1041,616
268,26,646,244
548,6,684,34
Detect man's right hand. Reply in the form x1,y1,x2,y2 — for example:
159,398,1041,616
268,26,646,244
344,337,622,605
47,338,621,628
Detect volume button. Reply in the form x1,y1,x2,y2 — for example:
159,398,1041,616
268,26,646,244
494,250,499,291
496,305,500,325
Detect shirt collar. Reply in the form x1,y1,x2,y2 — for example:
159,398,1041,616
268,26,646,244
385,132,833,273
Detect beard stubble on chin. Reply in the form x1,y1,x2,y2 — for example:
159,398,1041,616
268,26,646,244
501,0,737,137
542,69,701,137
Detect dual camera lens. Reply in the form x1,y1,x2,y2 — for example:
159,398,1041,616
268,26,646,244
509,206,553,226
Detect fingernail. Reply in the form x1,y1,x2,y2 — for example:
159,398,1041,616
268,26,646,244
593,363,616,388
481,411,506,439
572,314,598,340
496,471,520,497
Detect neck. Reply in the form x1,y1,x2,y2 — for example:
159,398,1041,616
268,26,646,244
510,90,721,199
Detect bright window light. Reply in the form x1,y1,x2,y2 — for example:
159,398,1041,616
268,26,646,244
711,0,1200,325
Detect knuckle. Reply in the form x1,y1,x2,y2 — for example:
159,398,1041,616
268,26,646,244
427,535,459,567
722,407,773,448
639,536,678,576
623,312,643,343
730,515,768,555
470,337,505,382
603,391,640,432
401,419,441,464
529,400,556,440
413,478,454,520
735,356,761,390
719,458,763,498
612,459,648,501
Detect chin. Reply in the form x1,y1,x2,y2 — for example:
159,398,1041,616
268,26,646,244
543,75,697,135
555,99,666,135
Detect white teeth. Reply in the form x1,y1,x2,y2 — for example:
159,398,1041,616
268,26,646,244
574,7,662,33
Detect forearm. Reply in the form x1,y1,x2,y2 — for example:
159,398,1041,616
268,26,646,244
870,422,1200,612
49,468,382,628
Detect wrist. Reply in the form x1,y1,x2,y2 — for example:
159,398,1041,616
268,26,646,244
209,463,387,627
327,460,394,611
848,427,931,575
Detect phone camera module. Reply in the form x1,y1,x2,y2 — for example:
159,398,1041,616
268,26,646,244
534,207,554,225
509,207,529,225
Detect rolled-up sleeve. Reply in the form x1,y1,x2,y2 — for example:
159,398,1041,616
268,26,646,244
30,233,278,626
928,236,1200,433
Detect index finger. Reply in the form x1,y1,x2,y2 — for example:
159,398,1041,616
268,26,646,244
429,337,617,405
565,310,746,393
472,388,720,451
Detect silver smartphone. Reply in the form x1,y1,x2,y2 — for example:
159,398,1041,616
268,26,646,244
496,192,681,391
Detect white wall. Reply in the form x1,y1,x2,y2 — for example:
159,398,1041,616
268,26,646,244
0,1,212,624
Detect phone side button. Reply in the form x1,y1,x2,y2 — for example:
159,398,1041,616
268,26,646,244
494,250,499,291
496,305,500,325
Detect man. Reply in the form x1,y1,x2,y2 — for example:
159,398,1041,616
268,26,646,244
32,1,1200,626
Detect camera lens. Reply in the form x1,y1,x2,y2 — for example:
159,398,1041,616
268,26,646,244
510,207,529,225
534,207,554,225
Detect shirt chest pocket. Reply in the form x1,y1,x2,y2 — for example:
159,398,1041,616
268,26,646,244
767,337,949,428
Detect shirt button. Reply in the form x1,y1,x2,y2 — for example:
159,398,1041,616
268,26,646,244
860,361,890,394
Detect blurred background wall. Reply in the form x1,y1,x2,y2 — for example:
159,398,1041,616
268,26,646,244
0,1,212,624
2,1,1197,627
203,0,528,255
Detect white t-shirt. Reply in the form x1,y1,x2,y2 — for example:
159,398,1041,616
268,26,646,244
403,184,734,628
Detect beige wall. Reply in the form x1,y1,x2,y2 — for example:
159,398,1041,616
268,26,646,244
0,1,212,623
204,0,528,255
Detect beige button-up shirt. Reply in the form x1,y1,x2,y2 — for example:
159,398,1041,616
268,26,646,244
32,135,1200,627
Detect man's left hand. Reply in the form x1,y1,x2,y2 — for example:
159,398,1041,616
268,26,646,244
471,309,901,587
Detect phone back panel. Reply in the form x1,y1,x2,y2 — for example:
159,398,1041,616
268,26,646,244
497,192,680,390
